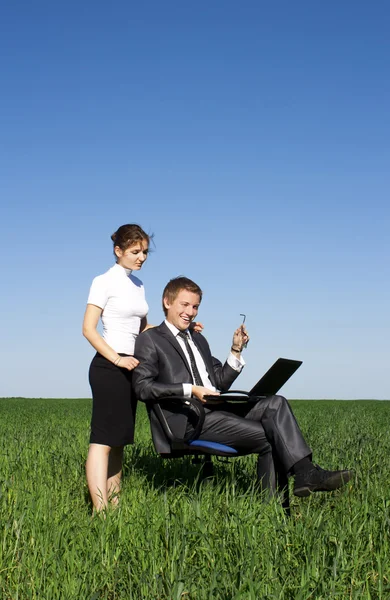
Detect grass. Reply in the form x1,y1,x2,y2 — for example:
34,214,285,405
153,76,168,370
0,398,389,599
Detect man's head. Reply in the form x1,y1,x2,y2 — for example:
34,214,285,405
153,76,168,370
162,277,203,331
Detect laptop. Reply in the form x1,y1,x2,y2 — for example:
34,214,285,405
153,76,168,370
203,358,302,402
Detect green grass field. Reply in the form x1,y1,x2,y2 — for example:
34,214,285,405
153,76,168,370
0,398,389,599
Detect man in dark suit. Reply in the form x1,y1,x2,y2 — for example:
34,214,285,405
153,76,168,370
133,276,352,498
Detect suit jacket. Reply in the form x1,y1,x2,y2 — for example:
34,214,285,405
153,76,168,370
133,322,240,453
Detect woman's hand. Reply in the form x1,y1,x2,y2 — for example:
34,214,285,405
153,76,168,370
190,321,204,333
140,317,156,332
117,356,140,371
83,304,141,369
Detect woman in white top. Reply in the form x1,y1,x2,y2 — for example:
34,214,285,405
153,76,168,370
82,223,151,513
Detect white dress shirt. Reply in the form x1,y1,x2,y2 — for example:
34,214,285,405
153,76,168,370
164,320,245,397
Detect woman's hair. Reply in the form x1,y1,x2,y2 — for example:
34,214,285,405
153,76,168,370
162,276,203,316
111,224,152,254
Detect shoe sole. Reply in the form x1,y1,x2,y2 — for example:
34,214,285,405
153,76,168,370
294,471,352,498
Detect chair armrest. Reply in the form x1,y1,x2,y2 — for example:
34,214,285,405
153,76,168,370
149,396,205,444
220,389,250,395
218,390,266,402
221,390,249,398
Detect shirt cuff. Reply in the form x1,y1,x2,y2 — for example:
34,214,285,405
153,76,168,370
182,383,192,397
227,352,245,372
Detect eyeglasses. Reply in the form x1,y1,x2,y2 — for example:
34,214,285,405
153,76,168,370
240,314,248,347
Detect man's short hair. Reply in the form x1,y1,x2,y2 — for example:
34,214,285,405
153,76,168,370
162,277,203,316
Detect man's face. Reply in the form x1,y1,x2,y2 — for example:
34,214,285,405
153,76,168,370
164,289,201,331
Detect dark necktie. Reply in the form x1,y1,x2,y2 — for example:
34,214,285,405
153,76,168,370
177,331,204,386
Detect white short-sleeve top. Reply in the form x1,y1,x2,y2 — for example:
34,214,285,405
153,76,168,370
87,263,149,355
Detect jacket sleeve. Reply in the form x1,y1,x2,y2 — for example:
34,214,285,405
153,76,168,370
194,333,241,391
133,333,184,401
211,356,240,391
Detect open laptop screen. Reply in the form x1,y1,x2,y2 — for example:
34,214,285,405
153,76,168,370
203,358,302,402
249,358,302,396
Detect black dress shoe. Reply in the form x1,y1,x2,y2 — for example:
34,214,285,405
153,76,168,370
293,464,353,497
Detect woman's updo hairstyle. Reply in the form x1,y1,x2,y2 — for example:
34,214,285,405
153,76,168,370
111,224,153,255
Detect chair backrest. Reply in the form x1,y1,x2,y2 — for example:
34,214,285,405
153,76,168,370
146,397,205,457
146,399,238,458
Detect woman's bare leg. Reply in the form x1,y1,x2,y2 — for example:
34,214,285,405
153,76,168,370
86,443,111,513
107,446,124,507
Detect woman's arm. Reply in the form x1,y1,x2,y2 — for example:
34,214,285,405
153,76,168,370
82,304,121,363
82,304,139,370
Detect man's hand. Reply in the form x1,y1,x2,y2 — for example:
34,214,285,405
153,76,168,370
231,325,250,354
192,386,221,404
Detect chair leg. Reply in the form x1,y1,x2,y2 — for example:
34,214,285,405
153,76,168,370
201,455,214,478
192,455,214,478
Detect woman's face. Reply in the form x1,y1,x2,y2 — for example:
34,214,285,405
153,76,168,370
115,240,149,271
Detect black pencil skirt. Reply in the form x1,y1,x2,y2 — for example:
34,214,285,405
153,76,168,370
89,352,137,447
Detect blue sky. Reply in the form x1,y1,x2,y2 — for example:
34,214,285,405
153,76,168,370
1,1,389,399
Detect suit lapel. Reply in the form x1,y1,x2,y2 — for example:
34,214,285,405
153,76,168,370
156,322,193,379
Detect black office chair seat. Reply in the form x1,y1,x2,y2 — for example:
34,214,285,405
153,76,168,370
147,395,250,459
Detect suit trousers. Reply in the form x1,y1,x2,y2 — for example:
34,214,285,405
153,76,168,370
185,395,312,495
